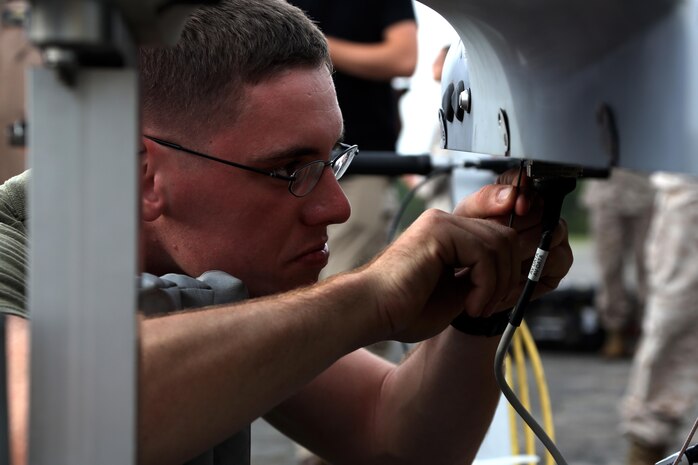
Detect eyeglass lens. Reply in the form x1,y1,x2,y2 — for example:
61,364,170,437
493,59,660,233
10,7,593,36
291,162,326,196
289,146,356,197
332,150,353,179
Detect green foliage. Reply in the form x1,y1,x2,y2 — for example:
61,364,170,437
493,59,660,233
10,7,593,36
563,181,590,240
391,179,426,235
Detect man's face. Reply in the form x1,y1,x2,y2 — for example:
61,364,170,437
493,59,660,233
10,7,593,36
147,66,351,296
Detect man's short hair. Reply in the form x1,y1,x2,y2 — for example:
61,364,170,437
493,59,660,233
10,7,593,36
139,0,331,135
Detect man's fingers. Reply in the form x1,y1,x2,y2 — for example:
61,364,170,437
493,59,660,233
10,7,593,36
495,167,530,187
518,240,573,290
448,218,519,317
453,184,518,219
489,220,572,311
453,167,538,223
517,219,570,260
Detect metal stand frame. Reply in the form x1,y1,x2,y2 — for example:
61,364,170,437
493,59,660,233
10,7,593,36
27,68,139,464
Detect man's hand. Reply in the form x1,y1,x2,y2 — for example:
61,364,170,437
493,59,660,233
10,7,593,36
455,169,573,303
360,169,573,342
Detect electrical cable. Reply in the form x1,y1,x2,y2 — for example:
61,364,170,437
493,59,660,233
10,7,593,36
388,161,570,464
505,353,520,456
496,323,568,465
386,167,453,244
503,322,558,464
519,321,557,465
672,416,698,465
494,175,577,465
512,326,535,461
505,161,548,464
387,156,523,243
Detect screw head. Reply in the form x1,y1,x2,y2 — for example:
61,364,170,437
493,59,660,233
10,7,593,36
458,88,471,113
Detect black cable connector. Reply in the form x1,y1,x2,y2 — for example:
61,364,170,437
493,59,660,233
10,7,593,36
463,158,522,174
465,158,609,179
508,176,577,327
493,175,578,465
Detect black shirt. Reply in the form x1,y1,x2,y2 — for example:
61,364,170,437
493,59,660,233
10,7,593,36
289,0,416,150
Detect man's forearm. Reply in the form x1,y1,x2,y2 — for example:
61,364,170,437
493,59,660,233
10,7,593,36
375,328,501,464
6,315,29,465
268,326,502,465
137,271,383,465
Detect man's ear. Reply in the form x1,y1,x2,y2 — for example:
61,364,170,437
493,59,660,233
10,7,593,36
141,137,166,222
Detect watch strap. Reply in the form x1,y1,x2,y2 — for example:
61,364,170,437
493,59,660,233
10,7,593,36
450,309,511,337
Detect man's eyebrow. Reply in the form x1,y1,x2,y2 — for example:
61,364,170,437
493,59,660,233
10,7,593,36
250,147,318,164
251,134,346,164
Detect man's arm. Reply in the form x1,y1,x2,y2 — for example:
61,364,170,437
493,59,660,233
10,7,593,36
138,202,522,465
268,331,503,465
327,19,417,81
5,315,28,465
266,173,573,465
6,172,570,465
138,272,383,465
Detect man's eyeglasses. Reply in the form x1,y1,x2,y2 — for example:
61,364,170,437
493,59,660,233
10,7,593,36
144,135,358,197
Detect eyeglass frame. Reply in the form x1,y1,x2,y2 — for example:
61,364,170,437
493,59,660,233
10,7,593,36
143,135,358,197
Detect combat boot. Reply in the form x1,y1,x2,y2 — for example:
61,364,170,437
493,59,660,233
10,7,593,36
626,439,667,465
602,329,626,359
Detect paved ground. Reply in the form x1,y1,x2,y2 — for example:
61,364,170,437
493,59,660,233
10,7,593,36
247,240,693,465
539,351,631,465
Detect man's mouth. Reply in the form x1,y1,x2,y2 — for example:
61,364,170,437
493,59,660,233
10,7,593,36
294,242,329,266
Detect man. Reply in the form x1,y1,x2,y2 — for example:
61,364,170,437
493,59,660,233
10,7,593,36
1,1,573,464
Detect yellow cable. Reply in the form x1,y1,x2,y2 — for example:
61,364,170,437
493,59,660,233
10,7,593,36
512,329,536,463
520,321,556,465
503,321,557,465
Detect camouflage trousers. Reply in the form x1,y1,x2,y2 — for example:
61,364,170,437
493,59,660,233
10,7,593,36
588,206,653,332
621,178,698,446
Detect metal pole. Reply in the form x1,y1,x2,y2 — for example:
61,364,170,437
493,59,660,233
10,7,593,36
27,67,139,465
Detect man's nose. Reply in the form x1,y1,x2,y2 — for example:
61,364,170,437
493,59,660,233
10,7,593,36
302,169,351,226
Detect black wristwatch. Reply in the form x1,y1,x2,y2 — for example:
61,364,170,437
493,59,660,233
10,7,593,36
450,310,511,337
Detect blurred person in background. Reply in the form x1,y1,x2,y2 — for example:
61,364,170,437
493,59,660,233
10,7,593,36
0,0,39,182
287,0,418,279
581,168,655,358
621,172,698,465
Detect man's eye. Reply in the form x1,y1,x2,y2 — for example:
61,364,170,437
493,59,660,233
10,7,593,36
330,143,344,158
276,162,303,176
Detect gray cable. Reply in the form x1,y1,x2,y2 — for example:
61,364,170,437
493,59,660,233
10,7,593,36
672,416,698,465
494,323,569,465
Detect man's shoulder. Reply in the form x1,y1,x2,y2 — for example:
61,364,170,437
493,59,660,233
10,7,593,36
0,170,30,230
0,171,29,319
